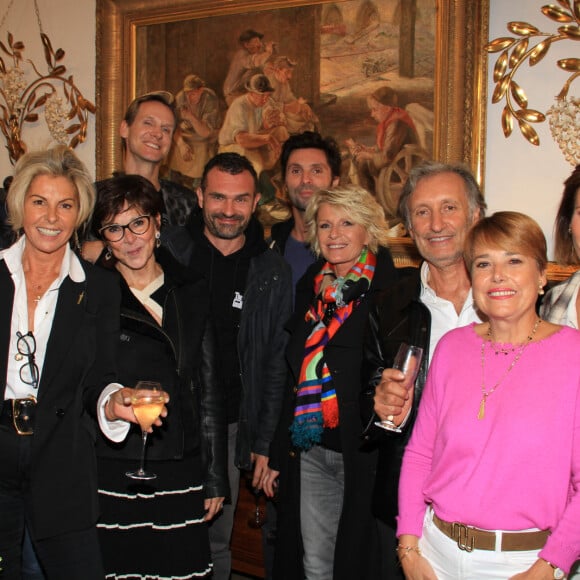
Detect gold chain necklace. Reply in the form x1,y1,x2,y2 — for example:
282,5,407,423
27,281,46,303
478,318,542,420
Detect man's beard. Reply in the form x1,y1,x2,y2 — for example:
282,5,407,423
287,186,312,211
204,211,248,240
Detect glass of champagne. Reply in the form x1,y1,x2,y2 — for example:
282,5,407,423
126,381,166,480
374,343,423,433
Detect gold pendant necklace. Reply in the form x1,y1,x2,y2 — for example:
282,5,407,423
478,318,542,420
27,281,46,303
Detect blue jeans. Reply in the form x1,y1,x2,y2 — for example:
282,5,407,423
300,445,344,580
0,426,103,580
22,528,45,580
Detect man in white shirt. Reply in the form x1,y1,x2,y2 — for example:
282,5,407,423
363,161,486,579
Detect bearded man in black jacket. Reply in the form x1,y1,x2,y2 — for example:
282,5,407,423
170,152,292,580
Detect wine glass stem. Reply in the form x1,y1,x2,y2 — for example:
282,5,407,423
138,431,148,474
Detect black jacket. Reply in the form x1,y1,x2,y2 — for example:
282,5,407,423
95,248,228,499
362,268,430,528
0,187,14,249
0,257,120,540
158,177,199,227
271,247,398,580
268,217,295,255
168,214,293,470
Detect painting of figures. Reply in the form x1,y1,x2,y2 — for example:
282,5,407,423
133,0,435,224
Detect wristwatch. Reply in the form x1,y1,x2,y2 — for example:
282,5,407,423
545,560,565,579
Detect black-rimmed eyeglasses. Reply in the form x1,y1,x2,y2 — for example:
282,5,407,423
16,331,39,389
98,215,152,242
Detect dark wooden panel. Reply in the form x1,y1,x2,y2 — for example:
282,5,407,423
231,478,266,578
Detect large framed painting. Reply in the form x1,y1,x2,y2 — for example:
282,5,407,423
96,0,489,264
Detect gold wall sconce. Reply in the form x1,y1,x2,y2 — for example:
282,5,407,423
485,1,579,165
0,0,95,165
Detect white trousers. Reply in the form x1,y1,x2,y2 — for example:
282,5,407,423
419,509,542,580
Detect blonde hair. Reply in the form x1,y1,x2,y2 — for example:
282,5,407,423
305,185,390,256
7,145,95,233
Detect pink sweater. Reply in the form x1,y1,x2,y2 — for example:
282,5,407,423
397,324,580,572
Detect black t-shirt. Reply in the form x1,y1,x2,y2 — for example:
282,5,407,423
191,239,249,422
186,214,267,423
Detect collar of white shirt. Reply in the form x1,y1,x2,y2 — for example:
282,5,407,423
419,261,475,311
1,235,86,285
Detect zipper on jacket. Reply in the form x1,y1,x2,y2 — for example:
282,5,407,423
120,308,180,374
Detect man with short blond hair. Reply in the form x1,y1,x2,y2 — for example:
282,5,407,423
119,91,198,226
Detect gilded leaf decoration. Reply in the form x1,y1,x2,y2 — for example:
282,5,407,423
485,2,580,146
0,32,95,164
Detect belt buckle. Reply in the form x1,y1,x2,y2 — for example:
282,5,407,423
12,396,37,435
451,522,475,552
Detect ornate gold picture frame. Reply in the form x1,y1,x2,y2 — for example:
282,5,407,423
96,0,488,178
95,0,490,276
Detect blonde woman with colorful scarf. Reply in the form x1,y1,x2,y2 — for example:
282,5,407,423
265,185,399,580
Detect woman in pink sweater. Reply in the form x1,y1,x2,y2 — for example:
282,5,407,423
397,212,580,580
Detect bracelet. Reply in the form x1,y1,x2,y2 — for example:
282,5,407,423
396,544,422,562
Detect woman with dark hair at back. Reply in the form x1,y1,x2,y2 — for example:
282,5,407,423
541,165,580,328
540,167,580,579
90,174,228,579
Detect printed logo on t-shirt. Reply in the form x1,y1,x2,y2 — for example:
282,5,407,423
232,291,244,309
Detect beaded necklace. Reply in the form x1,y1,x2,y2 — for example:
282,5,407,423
478,318,542,420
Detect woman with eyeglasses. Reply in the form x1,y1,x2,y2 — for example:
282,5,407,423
0,146,121,578
89,174,227,579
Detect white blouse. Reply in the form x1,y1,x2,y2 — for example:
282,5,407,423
1,236,85,399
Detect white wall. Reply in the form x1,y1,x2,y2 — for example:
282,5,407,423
0,0,95,180
485,0,575,258
1,0,576,259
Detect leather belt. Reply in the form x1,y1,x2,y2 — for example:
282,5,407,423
0,398,37,435
433,513,549,552
0,399,15,422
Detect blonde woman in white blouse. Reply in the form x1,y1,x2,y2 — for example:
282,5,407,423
0,146,121,578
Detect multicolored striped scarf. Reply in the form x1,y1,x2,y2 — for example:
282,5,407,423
290,247,377,451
